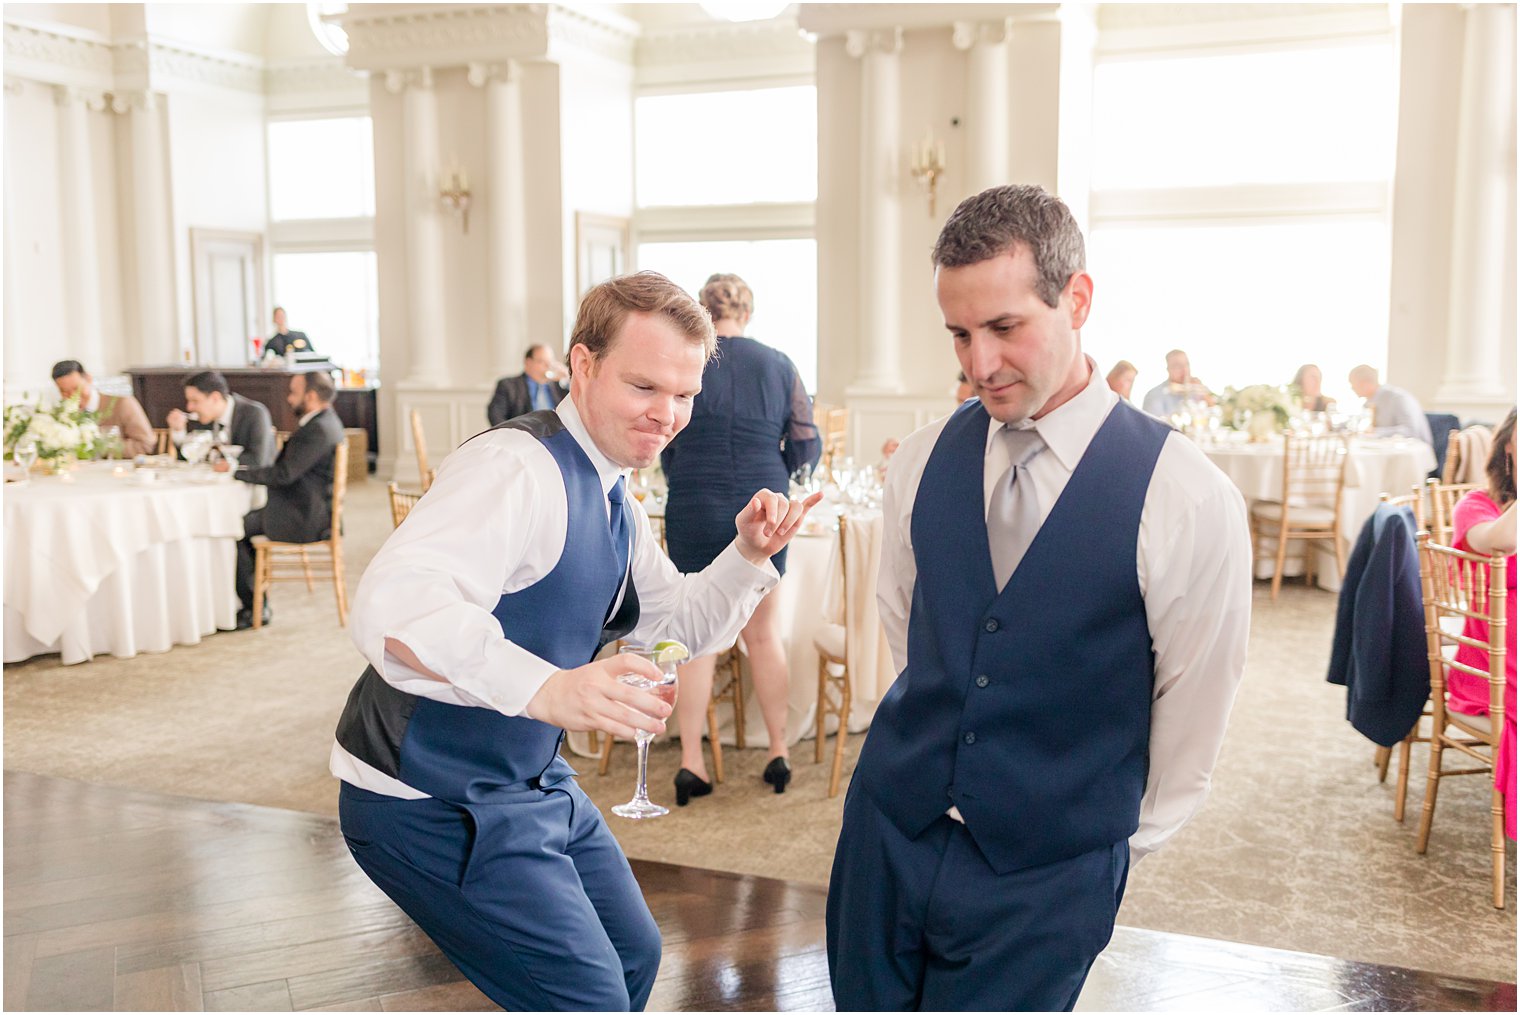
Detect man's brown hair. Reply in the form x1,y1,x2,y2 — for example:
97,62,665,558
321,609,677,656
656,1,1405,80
568,271,716,374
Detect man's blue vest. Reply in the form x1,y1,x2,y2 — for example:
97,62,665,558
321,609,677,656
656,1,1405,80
854,398,1171,874
334,411,638,804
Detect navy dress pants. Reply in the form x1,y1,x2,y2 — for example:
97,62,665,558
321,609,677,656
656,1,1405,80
826,783,1129,1012
339,780,661,1011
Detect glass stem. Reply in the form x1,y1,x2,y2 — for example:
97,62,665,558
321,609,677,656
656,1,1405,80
634,738,651,803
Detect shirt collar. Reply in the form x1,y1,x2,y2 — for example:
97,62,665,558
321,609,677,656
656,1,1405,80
984,356,1116,472
298,406,323,427
83,389,100,413
216,395,235,429
558,393,627,497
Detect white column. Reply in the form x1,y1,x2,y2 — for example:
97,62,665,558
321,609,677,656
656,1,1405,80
1436,2,1515,406
115,91,177,367
54,87,108,374
470,60,530,377
953,20,1011,195
388,68,448,387
3,77,23,391
847,27,904,395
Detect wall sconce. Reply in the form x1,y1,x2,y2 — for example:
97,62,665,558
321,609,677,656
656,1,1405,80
439,163,472,234
909,130,946,218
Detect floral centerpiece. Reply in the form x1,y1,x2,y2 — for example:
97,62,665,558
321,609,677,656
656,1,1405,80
1220,384,1292,441
4,397,103,466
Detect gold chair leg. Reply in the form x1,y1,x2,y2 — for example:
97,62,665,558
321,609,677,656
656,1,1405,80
332,543,349,626
731,649,747,750
252,546,269,630
1333,530,1348,579
1493,786,1506,909
598,731,615,776
815,657,827,765
586,731,600,754
1415,734,1444,853
707,696,725,785
1394,734,1414,823
1374,745,1391,783
1271,518,1290,600
829,677,851,799
300,547,315,591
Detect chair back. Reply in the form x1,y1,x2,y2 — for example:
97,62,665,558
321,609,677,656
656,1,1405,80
329,439,349,537
387,481,423,528
1417,533,1508,748
1424,479,1480,545
1281,433,1349,509
152,428,171,455
820,407,849,471
1442,428,1463,484
1380,486,1425,531
410,409,432,491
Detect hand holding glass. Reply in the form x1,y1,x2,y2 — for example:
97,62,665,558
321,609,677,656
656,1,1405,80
611,645,681,820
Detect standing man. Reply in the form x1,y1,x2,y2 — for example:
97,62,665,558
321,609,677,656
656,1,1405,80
826,185,1251,1011
167,371,275,469
1141,348,1216,418
1348,364,1435,446
215,370,345,629
487,342,567,425
264,306,313,360
50,359,155,457
331,272,820,1011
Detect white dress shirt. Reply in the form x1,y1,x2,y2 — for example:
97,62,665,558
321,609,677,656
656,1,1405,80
330,394,780,799
878,358,1252,861
170,396,235,446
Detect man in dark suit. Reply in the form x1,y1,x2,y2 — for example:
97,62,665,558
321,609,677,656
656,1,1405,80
168,371,276,468
216,370,345,629
487,343,566,425
265,306,314,360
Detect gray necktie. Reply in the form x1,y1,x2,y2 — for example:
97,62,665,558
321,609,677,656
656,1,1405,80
987,426,1048,592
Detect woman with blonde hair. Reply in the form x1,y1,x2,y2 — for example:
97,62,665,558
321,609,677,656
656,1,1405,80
662,272,821,802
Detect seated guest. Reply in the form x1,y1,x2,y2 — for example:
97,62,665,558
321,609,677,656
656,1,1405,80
1292,363,1336,413
1106,359,1138,402
167,371,275,468
264,306,313,360
1141,348,1216,418
214,370,346,629
50,359,155,457
1441,408,1517,839
487,343,566,425
1348,364,1434,446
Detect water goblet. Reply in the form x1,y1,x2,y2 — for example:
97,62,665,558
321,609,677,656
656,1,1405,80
13,437,38,475
610,644,681,820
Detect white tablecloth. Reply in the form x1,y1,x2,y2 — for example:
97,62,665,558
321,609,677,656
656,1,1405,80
1202,435,1437,590
3,463,251,665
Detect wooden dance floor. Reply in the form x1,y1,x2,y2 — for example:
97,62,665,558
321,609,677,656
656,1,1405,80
4,771,1514,1012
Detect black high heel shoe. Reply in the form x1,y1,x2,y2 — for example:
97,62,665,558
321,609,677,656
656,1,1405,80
674,768,713,807
762,757,792,794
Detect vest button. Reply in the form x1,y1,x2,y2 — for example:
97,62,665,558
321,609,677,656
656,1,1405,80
983,618,999,633
975,674,990,688
963,731,977,745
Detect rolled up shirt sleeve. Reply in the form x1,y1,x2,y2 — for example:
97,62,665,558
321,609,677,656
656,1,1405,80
348,435,562,717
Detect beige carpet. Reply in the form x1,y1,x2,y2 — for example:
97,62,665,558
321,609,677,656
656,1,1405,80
4,479,1515,982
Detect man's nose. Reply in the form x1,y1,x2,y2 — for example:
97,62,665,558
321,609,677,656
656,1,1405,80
966,333,1004,381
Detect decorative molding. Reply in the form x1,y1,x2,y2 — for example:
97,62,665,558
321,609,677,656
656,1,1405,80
546,4,638,64
951,18,1012,51
52,84,108,111
341,4,550,70
636,18,810,71
384,66,434,94
1096,3,1384,32
466,59,519,87
107,90,159,115
139,39,264,94
264,58,368,99
3,20,115,86
844,27,902,59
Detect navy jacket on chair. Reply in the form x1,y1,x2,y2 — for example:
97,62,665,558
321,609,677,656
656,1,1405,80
1426,412,1461,479
1326,503,1429,747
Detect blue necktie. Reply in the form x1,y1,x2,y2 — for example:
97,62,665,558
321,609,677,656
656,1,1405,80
608,475,630,583
532,381,554,412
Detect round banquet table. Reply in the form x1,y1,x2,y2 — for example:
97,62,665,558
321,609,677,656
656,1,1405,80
4,462,252,665
1201,435,1438,591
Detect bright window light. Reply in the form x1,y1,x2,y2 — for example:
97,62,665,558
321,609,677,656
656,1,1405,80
267,117,375,221
635,87,816,207
1092,43,1397,189
272,252,380,375
637,239,818,392
1082,220,1390,409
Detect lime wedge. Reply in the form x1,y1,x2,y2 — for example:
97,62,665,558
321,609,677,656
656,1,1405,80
653,639,690,665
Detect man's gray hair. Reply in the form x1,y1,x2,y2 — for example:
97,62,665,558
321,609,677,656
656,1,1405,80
931,184,1085,308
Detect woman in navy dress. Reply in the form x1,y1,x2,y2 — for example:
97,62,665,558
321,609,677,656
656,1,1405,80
662,273,821,802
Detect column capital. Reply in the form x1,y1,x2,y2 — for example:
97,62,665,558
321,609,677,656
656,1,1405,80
108,90,157,115
951,18,1012,51
383,66,433,95
466,60,520,88
52,85,108,112
845,27,902,60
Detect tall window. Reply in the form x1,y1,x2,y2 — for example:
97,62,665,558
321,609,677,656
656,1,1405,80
1082,33,1397,407
634,85,818,391
266,114,379,374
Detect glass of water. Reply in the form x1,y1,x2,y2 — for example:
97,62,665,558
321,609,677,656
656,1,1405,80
610,646,679,820
13,436,38,474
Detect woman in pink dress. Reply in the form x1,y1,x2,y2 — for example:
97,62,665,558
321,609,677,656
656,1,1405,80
1444,408,1517,838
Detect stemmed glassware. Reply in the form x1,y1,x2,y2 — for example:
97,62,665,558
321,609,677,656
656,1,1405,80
181,431,214,468
611,644,681,820
12,436,38,476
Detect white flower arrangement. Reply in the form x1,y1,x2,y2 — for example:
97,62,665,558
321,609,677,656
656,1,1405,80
1220,384,1292,430
4,396,103,461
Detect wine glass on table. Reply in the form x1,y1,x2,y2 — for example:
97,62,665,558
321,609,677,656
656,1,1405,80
12,436,38,477
610,641,686,820
181,430,213,469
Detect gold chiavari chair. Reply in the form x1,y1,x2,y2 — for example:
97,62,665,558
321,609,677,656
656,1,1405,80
1249,433,1350,599
252,439,350,628
1442,429,1464,485
151,428,171,455
387,481,423,528
1426,479,1481,546
814,513,851,798
1372,487,1429,817
1414,532,1510,908
818,407,849,474
409,409,433,492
